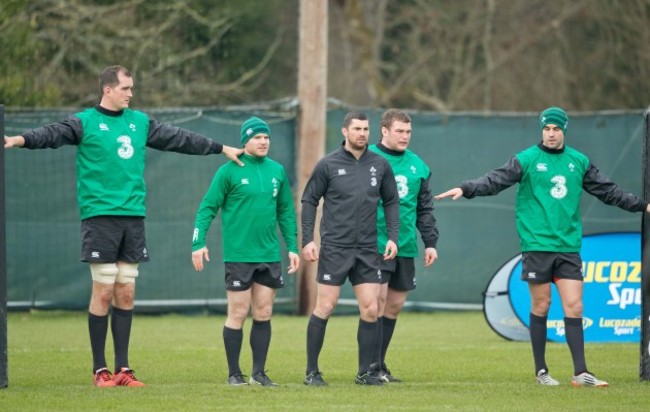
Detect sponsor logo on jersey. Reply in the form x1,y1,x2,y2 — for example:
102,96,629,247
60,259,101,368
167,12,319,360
99,123,109,131
241,178,249,185
338,169,346,175
395,175,409,198
568,163,575,172
536,163,548,172
117,135,134,159
410,165,417,174
129,123,137,132
272,177,278,197
550,175,567,199
370,166,378,186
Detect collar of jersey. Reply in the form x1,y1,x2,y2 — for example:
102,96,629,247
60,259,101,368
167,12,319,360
537,142,565,154
339,141,369,158
95,104,125,117
376,142,405,157
241,153,266,163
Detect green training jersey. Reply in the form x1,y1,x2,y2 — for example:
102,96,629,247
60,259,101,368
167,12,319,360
192,153,298,262
515,144,589,252
370,144,431,257
75,107,150,220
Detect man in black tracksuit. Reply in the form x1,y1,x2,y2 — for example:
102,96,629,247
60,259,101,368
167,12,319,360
301,112,400,386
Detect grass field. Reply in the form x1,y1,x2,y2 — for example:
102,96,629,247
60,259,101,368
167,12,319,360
1,310,649,411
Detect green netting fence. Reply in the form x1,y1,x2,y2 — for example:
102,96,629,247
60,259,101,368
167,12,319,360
5,106,645,313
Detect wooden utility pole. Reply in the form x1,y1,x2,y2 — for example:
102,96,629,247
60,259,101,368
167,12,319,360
296,0,327,315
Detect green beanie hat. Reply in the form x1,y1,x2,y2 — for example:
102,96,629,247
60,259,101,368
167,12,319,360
240,116,270,146
539,106,568,133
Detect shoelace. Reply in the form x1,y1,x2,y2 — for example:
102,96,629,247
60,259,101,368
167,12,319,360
306,371,323,379
539,374,554,384
253,371,277,385
579,373,601,384
95,370,112,382
255,373,271,383
118,369,139,384
305,371,325,385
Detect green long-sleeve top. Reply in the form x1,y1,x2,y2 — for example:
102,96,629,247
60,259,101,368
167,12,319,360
192,153,298,262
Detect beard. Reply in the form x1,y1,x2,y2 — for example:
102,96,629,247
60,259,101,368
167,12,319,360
346,138,367,151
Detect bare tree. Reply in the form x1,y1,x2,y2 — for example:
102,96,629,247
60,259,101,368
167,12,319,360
328,0,650,111
0,0,295,107
2,0,648,110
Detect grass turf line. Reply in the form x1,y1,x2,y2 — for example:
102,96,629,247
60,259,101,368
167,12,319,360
1,311,650,411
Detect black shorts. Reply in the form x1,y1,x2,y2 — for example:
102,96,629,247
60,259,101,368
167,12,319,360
520,252,583,284
317,244,382,286
378,255,416,291
81,216,149,263
224,262,284,291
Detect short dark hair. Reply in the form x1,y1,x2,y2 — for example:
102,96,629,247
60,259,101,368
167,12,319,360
381,108,411,130
99,65,131,93
342,111,368,128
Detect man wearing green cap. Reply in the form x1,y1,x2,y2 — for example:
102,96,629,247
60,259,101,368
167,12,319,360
435,106,650,387
192,116,300,387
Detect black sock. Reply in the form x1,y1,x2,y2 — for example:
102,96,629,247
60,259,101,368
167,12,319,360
357,319,378,375
564,317,587,374
372,317,384,368
111,307,133,372
250,320,271,375
306,314,328,374
88,312,109,372
529,313,548,374
381,317,397,369
223,326,243,377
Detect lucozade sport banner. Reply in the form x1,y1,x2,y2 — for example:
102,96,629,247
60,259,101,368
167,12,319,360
484,232,641,342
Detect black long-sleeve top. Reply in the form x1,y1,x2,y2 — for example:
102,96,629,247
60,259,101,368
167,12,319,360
301,144,400,248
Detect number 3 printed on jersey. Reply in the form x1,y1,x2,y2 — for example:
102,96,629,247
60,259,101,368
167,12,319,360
117,135,134,159
550,175,567,199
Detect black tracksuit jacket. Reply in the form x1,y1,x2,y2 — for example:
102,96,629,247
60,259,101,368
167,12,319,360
301,144,400,248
